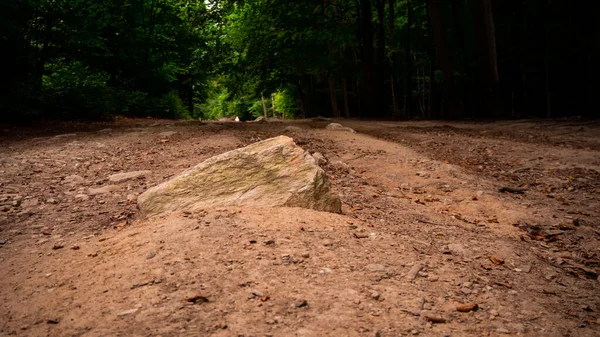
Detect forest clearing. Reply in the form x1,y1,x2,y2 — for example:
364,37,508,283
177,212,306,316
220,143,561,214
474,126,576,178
2,0,599,335
1,118,599,336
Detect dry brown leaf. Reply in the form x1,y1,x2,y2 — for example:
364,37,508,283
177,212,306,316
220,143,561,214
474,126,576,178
489,255,505,265
456,303,479,312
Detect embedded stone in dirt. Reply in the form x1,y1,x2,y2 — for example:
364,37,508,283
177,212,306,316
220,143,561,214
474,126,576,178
108,170,151,183
158,131,177,137
325,123,356,133
284,126,304,133
137,136,341,216
88,185,117,195
63,175,85,185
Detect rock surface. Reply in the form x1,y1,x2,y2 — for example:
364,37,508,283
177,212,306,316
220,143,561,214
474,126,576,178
138,136,341,216
108,170,151,183
325,123,356,133
312,152,327,166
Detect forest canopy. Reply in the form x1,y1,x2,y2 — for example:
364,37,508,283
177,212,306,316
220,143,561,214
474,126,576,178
1,0,597,122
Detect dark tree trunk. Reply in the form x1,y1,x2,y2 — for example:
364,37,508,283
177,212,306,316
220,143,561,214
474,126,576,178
508,0,524,118
261,94,268,119
376,0,385,74
359,0,376,117
471,0,501,117
388,0,399,113
297,78,307,119
427,0,456,117
450,0,467,117
403,0,412,118
343,78,351,117
33,15,53,93
187,81,194,117
328,77,340,117
544,0,551,118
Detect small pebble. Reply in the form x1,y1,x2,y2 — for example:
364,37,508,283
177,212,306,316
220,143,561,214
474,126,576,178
323,239,333,246
146,252,156,259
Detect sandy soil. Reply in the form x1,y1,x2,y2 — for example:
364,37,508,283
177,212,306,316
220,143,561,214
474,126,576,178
0,118,599,337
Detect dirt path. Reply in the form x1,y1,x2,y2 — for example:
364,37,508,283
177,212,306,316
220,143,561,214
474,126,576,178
1,119,599,336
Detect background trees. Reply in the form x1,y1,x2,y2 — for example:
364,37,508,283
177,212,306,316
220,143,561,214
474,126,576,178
1,0,596,122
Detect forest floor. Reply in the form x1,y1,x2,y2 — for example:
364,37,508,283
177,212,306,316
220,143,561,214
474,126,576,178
1,117,599,337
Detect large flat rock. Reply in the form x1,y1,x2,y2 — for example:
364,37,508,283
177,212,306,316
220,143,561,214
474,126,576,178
138,136,341,216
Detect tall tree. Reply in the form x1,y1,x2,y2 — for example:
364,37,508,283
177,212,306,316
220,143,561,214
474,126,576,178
471,0,501,117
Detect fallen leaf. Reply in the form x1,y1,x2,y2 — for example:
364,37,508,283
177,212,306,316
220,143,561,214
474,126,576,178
456,303,479,312
490,256,505,265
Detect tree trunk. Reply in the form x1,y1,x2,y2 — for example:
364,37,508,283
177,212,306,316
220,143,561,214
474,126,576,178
359,0,376,117
509,0,524,118
187,81,194,117
33,15,53,93
324,0,341,117
376,0,385,116
451,0,467,117
403,0,412,118
329,77,340,117
428,0,455,117
261,94,268,119
388,0,399,113
297,79,307,119
544,0,551,118
428,61,434,118
376,0,385,75
471,0,501,117
343,78,351,117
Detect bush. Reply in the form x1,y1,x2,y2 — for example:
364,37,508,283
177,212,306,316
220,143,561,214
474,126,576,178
132,91,191,119
41,60,147,120
273,87,300,119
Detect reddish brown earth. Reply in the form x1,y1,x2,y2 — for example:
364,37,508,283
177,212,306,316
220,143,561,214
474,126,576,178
0,118,599,337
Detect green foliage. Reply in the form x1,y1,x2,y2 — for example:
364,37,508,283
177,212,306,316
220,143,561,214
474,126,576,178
1,0,216,121
273,88,300,119
136,91,192,119
41,60,141,120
